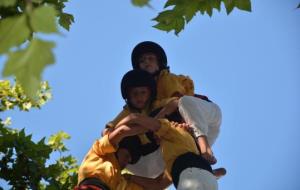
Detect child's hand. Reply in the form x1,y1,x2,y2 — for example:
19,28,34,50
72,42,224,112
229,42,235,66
173,122,193,134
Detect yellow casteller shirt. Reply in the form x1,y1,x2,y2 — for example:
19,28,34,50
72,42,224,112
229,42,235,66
156,119,200,176
156,69,195,100
78,135,143,190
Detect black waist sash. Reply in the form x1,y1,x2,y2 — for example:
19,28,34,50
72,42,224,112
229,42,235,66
171,152,213,188
79,177,110,190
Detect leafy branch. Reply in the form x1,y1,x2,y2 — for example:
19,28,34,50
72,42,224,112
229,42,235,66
0,81,78,189
0,0,74,99
132,0,252,35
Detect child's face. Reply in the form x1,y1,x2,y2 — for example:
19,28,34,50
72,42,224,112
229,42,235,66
116,148,131,169
138,52,160,74
128,86,151,110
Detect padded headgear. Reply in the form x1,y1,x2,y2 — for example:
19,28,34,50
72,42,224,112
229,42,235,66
131,41,168,70
121,69,157,101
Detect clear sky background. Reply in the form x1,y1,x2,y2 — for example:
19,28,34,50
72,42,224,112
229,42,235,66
1,0,300,189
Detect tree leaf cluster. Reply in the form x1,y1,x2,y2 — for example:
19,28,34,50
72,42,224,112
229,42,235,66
149,0,252,35
0,83,78,189
0,0,74,99
0,121,78,189
0,80,51,111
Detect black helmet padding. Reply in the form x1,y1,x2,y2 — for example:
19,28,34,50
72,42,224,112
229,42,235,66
131,41,168,70
121,69,157,101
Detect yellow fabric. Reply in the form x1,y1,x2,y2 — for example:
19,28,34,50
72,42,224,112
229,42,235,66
156,70,195,100
78,135,143,190
155,119,200,175
152,97,178,111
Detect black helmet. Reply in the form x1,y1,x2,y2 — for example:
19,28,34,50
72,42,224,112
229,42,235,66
121,69,157,101
131,41,168,70
118,135,142,164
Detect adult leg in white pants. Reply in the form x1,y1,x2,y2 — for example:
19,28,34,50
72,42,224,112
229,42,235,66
178,96,222,163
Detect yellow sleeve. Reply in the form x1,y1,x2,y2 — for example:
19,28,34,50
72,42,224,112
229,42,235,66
106,106,131,128
157,71,195,99
92,135,117,155
155,119,183,142
177,74,195,96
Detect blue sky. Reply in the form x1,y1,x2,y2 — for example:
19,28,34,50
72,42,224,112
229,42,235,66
1,0,300,189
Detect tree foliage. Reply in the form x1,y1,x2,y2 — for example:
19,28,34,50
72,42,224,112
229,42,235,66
132,0,252,35
0,0,74,98
0,80,78,189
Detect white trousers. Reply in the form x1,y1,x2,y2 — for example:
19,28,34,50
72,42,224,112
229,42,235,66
126,147,165,178
177,167,218,190
178,96,222,146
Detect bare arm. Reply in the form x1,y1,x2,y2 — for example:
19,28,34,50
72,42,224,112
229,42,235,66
108,124,147,148
155,98,179,119
115,113,162,132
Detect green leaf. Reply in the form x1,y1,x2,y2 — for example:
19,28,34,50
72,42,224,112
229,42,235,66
223,0,235,14
131,0,150,7
58,12,74,31
173,0,199,23
0,15,30,53
0,0,17,7
2,39,55,98
209,0,222,11
153,9,185,35
29,6,58,33
235,0,251,12
48,131,70,152
164,0,183,8
174,17,185,35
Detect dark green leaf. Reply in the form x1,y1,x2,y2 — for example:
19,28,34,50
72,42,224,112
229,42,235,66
164,0,183,8
0,15,30,53
223,0,235,14
58,12,74,31
235,0,251,12
153,10,185,34
2,39,55,98
174,17,185,35
0,0,17,7
131,0,150,7
209,0,222,11
29,6,58,33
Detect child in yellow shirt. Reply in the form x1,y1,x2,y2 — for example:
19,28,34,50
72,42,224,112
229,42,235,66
131,41,222,165
77,115,170,190
104,70,166,179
